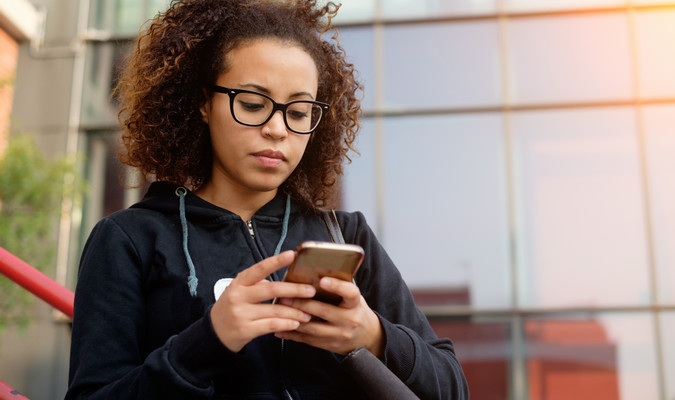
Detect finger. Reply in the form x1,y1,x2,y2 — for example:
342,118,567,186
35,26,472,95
246,281,316,304
250,318,302,336
243,303,313,324
280,298,340,323
319,277,361,308
236,250,295,286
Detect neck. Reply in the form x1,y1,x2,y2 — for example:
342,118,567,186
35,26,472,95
194,181,278,221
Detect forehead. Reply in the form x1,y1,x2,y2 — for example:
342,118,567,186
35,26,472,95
224,38,316,69
220,39,319,91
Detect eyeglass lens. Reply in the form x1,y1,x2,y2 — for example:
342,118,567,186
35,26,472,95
232,92,323,133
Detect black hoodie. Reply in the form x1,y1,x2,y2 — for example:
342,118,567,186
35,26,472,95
66,182,468,399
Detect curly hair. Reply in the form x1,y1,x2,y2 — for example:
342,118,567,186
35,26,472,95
115,0,361,209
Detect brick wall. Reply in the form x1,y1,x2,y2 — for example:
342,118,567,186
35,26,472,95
0,27,18,156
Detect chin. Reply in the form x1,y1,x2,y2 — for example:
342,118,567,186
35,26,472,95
247,177,288,193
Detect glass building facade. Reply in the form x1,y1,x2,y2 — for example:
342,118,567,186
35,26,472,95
75,1,675,399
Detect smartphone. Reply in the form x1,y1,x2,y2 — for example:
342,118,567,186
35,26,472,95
277,241,365,305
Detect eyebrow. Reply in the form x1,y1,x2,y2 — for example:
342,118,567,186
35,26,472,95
240,83,316,100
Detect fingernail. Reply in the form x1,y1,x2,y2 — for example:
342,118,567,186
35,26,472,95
281,250,294,262
281,298,292,306
320,277,332,288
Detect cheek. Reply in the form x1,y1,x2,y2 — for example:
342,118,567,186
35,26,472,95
294,136,311,159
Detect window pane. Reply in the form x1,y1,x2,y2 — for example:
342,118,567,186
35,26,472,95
82,41,133,127
643,105,675,305
337,27,376,112
524,314,659,400
512,108,650,308
505,0,626,13
506,13,633,104
383,21,502,110
341,118,379,230
662,312,675,400
83,132,145,237
381,114,510,308
634,9,675,99
84,133,124,231
425,317,510,400
91,0,170,35
331,0,376,24
115,0,149,33
382,0,497,19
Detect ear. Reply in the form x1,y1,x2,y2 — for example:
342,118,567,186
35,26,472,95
200,103,209,124
199,89,210,124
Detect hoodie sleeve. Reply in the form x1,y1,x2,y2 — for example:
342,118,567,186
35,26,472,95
339,211,469,400
66,218,235,399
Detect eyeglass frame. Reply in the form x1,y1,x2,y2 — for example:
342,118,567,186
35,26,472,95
210,84,330,134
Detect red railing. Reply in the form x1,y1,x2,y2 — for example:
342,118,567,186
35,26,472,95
0,246,75,400
0,381,30,400
0,246,74,319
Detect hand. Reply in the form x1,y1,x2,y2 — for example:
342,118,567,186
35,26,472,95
274,277,384,358
209,250,316,353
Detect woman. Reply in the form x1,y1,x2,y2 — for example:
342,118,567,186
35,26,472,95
66,0,468,398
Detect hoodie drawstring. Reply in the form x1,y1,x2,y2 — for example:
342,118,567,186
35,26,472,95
176,187,291,297
273,195,291,256
177,187,199,297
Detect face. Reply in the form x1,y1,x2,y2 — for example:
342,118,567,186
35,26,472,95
200,39,318,196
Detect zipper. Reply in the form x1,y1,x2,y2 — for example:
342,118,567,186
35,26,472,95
248,218,292,398
246,220,255,238
281,326,294,399
282,340,294,399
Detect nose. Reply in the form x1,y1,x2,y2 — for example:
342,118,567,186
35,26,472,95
261,111,288,140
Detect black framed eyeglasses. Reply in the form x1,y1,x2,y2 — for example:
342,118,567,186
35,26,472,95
210,85,329,134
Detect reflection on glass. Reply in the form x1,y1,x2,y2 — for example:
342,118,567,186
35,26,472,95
524,314,658,400
505,0,626,13
380,114,510,308
335,27,375,112
634,10,675,99
425,318,510,400
382,0,497,19
506,13,632,104
383,21,502,110
662,312,675,400
512,108,650,308
642,105,675,305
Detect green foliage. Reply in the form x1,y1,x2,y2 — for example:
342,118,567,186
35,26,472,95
0,135,85,330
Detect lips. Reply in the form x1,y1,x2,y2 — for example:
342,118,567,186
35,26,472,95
252,149,286,168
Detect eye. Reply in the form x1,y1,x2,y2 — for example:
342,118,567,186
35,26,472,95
287,103,312,120
287,110,309,120
238,100,266,112
234,92,271,114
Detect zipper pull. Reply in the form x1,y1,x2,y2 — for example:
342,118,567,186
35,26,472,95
246,220,255,238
